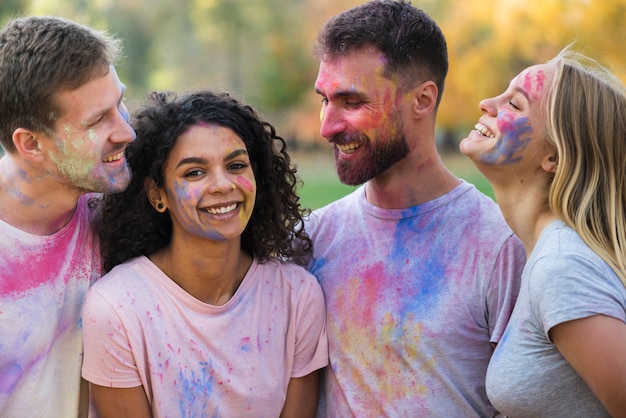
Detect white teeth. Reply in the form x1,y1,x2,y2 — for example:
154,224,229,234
336,143,360,153
103,151,123,162
474,123,495,138
206,203,237,215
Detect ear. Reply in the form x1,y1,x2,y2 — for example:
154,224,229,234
541,152,559,174
145,177,167,213
409,80,438,119
12,128,45,162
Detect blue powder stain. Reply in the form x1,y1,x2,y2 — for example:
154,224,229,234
0,362,23,393
393,217,446,289
384,215,452,328
177,360,217,418
309,256,329,285
204,230,226,241
481,115,532,165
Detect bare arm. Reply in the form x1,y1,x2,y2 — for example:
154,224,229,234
280,370,321,418
90,384,152,418
550,314,626,417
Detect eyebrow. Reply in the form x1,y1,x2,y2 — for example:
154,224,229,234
513,85,531,101
315,87,366,101
175,149,249,169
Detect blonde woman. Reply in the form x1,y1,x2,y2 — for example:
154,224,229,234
460,47,626,417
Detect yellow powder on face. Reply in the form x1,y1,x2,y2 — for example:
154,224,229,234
48,126,98,185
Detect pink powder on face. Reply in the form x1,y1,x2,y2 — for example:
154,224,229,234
315,69,341,94
236,176,254,193
194,121,219,130
519,69,545,101
355,97,392,142
496,109,517,133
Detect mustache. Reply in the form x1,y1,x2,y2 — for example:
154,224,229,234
328,131,370,146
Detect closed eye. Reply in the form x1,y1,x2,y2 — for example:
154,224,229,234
86,114,105,128
509,101,521,110
345,100,365,108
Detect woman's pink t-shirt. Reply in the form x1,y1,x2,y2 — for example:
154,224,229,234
82,256,328,417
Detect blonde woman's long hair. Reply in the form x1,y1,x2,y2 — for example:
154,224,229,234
546,47,626,288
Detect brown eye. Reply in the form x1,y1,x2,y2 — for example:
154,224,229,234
228,162,248,171
183,169,204,178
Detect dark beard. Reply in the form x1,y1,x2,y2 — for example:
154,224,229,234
333,131,409,186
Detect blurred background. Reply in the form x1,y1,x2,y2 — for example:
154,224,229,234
2,0,625,208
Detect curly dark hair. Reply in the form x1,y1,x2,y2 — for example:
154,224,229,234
315,0,448,106
98,90,312,272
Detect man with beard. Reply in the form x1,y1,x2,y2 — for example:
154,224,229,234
304,1,526,416
0,16,135,417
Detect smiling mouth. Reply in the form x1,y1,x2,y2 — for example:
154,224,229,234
103,151,124,163
474,123,495,138
336,142,361,154
204,203,238,215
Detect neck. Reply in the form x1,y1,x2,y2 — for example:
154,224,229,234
492,186,557,257
0,156,82,235
365,151,460,209
150,238,253,306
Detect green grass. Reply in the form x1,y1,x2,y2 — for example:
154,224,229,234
293,151,494,210
297,173,359,211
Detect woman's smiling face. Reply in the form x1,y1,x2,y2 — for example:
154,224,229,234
157,123,256,243
460,63,555,175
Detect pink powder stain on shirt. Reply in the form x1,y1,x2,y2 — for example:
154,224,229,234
334,261,387,328
325,253,438,399
167,343,181,355
0,234,92,296
240,337,252,352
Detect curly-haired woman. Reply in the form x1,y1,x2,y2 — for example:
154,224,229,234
81,91,328,417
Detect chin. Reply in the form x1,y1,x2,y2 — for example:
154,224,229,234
459,135,479,155
336,167,370,186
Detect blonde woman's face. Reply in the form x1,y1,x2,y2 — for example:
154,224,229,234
460,63,555,170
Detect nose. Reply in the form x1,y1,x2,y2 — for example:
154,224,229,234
208,169,236,194
111,102,136,144
319,104,346,140
479,96,497,117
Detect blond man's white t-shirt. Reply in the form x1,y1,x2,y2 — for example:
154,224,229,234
0,194,101,417
82,256,328,417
